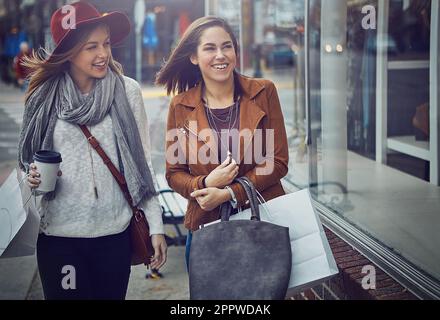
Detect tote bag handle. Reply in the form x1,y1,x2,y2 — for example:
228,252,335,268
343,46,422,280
221,177,260,222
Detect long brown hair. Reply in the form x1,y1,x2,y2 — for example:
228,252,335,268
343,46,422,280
23,23,123,102
155,16,240,96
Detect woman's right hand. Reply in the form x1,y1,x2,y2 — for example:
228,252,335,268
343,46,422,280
27,163,62,189
27,163,41,189
204,156,239,189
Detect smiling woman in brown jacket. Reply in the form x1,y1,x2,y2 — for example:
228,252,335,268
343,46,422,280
156,16,289,268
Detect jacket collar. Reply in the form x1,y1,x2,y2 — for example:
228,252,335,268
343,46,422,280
177,74,267,167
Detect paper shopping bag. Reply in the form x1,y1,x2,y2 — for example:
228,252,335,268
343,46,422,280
229,188,339,294
0,168,40,258
0,169,28,256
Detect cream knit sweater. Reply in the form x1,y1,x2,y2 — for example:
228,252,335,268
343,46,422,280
39,76,164,238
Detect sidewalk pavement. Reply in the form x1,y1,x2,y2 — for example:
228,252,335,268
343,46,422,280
0,256,38,300
127,244,189,300
25,244,189,300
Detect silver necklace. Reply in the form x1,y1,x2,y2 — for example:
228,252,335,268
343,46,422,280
205,95,239,159
85,126,99,199
205,100,234,123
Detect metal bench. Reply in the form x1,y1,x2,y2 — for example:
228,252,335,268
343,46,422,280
145,174,187,279
156,174,187,247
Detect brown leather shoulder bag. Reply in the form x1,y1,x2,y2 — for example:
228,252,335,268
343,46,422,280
79,125,154,266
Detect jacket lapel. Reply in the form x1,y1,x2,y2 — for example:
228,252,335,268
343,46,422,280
238,95,266,164
237,75,267,164
182,85,219,172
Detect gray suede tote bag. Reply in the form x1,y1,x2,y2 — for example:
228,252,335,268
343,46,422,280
189,177,292,300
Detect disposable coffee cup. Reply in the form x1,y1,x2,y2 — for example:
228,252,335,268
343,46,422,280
33,150,62,193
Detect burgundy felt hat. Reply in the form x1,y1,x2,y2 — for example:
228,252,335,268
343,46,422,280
50,1,131,54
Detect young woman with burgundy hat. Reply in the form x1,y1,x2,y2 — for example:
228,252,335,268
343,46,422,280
18,1,167,300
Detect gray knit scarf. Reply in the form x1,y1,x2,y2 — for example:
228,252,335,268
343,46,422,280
18,69,157,206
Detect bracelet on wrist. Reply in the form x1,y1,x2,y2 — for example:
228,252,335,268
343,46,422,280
225,186,237,204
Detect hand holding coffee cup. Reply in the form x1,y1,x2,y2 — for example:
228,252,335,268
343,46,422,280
27,164,62,188
27,150,62,193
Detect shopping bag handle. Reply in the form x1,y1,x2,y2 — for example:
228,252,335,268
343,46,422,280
221,177,260,222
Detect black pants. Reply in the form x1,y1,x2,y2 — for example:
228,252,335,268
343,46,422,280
36,227,131,300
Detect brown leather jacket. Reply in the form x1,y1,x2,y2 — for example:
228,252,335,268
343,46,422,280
165,75,289,231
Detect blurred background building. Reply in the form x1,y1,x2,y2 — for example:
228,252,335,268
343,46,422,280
0,0,305,83
0,0,204,82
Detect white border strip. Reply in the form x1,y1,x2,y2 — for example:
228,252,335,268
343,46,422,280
430,0,439,185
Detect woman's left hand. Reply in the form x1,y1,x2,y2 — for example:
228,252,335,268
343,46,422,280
190,188,231,212
150,234,168,270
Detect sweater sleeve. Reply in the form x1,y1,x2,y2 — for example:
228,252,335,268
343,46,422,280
125,76,164,235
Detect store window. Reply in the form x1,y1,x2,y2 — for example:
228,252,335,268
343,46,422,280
140,0,204,82
300,0,440,288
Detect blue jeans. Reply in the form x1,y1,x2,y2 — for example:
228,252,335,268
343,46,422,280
185,231,193,272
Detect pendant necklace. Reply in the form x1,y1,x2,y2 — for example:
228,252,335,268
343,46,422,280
205,94,239,160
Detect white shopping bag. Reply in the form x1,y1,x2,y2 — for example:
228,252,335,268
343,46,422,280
228,189,339,294
0,168,41,258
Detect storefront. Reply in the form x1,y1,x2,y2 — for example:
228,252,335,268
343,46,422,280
0,0,59,83
0,0,204,83
141,0,204,82
208,0,440,299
